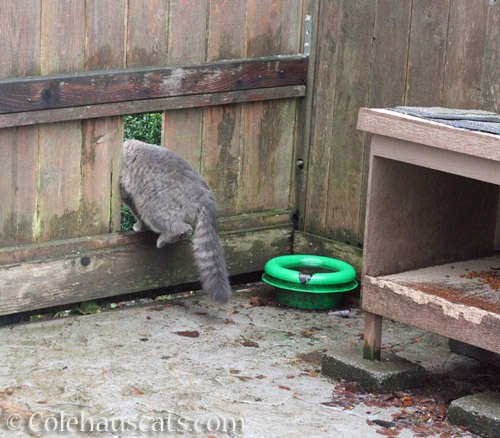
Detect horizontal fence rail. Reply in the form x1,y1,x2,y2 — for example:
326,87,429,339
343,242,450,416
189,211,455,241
0,55,307,128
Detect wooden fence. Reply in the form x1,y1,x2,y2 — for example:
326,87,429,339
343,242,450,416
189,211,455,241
0,0,498,315
302,0,500,258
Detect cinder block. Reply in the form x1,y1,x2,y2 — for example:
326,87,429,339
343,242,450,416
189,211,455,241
447,391,500,438
321,346,426,393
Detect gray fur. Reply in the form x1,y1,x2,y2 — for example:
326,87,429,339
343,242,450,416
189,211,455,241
120,139,231,303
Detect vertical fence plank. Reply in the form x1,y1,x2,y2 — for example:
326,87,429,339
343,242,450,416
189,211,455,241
162,0,208,171
126,0,169,68
357,0,412,244
323,0,376,246
82,0,126,235
202,0,246,216
292,0,319,229
0,1,40,247
37,0,85,241
304,0,341,236
405,0,450,106
238,0,301,212
442,0,489,108
481,0,500,113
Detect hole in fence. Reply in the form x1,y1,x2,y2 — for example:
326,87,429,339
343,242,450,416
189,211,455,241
121,112,162,232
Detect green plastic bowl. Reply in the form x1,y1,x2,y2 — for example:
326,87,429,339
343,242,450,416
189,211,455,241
262,255,357,310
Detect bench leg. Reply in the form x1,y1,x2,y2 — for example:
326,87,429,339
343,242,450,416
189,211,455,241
363,312,382,361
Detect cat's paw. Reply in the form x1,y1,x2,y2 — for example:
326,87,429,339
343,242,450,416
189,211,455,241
133,221,147,232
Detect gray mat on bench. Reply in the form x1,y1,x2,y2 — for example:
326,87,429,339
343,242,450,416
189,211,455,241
392,106,500,136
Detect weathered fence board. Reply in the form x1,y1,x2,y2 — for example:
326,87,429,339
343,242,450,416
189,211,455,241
237,0,302,213
442,0,489,109
0,86,305,129
0,1,40,247
162,0,208,171
126,1,169,68
482,1,500,113
82,0,126,235
405,0,450,106
202,0,247,216
303,0,500,250
358,0,412,245
37,0,85,242
323,0,375,246
0,57,307,114
0,225,293,316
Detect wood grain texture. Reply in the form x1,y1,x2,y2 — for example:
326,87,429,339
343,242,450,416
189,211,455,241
163,0,208,170
238,0,302,213
0,57,308,114
357,0,412,245
371,134,500,186
37,0,85,242
369,0,411,109
481,0,500,113
304,0,341,235
82,0,126,235
202,0,247,216
292,0,319,230
321,0,376,246
405,0,450,106
358,108,500,161
0,226,293,316
442,0,489,108
0,86,306,129
363,312,383,361
0,127,39,247
363,274,500,354
0,209,293,266
0,0,40,247
126,0,169,68
363,155,497,277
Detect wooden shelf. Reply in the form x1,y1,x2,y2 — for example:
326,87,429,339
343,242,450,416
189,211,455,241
363,255,500,354
358,108,500,358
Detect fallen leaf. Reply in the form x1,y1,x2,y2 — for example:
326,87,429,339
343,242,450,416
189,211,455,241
223,319,231,325
278,385,291,391
376,429,399,436
411,337,423,343
102,369,108,374
134,389,145,395
175,331,200,338
309,372,318,377
255,375,266,379
242,341,259,348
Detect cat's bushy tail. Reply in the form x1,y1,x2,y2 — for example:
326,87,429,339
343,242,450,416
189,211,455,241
191,203,231,303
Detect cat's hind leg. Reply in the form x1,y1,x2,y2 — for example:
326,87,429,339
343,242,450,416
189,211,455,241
156,223,193,248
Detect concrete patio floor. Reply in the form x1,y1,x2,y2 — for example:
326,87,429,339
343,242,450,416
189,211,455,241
0,283,494,437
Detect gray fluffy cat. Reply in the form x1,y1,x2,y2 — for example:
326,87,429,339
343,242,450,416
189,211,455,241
120,139,231,303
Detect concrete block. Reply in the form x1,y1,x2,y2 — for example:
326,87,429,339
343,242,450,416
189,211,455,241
321,346,426,393
447,391,500,438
